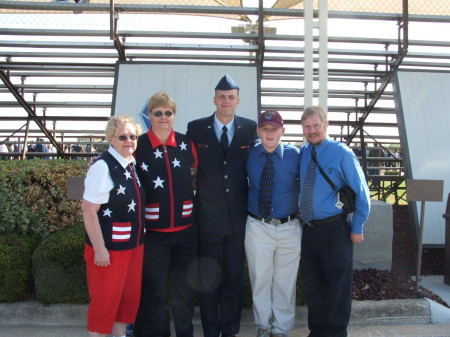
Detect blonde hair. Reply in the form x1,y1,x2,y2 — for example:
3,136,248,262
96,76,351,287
147,92,177,115
105,114,142,143
301,106,328,124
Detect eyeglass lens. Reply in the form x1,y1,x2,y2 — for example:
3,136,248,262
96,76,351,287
153,110,173,117
118,135,137,141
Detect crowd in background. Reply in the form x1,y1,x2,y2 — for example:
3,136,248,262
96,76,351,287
0,138,101,160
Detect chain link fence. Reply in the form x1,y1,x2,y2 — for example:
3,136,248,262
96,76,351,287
0,0,448,29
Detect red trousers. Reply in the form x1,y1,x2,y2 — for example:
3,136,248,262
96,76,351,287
84,244,144,334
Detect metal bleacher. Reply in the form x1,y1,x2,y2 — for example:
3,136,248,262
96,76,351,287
0,0,449,202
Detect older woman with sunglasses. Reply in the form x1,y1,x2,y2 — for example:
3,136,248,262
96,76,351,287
81,114,146,337
133,92,198,337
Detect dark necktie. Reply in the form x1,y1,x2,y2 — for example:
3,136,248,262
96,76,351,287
220,125,228,154
300,146,316,222
258,152,274,218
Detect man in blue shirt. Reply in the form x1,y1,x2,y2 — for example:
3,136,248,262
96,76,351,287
299,106,370,337
246,110,301,337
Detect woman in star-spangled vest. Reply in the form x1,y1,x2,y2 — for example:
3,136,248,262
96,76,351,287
81,114,146,337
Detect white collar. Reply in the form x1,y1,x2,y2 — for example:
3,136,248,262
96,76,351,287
108,146,135,169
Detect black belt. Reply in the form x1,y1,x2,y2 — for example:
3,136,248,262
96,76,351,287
248,212,298,226
301,214,347,228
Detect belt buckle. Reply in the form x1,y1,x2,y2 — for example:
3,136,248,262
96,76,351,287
304,221,315,227
269,218,281,226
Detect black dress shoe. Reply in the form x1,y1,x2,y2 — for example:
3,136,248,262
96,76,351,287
222,335,236,337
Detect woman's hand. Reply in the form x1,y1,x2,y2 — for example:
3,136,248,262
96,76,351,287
81,199,111,266
94,245,111,267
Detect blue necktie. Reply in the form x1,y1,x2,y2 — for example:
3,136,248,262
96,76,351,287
259,152,274,218
220,125,228,154
300,146,316,222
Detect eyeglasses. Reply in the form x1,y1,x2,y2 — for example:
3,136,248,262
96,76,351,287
153,110,174,117
115,135,137,141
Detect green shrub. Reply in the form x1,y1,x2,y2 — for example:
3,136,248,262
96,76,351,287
0,160,87,236
384,170,399,176
0,232,41,302
32,223,89,304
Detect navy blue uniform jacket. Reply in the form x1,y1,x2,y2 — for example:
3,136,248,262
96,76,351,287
187,113,257,235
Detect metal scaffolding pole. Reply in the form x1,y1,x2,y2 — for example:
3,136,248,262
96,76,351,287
304,0,313,108
319,0,328,110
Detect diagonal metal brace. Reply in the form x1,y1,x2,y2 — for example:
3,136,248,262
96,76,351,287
346,0,408,145
114,34,126,61
0,70,65,156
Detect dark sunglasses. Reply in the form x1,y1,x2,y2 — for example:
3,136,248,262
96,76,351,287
116,135,137,141
153,110,174,117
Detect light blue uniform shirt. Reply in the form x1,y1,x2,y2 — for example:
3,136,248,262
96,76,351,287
299,137,370,234
214,114,234,146
247,142,300,219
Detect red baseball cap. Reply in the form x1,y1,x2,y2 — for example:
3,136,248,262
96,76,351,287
258,110,283,128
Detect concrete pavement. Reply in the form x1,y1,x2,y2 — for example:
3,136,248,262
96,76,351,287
1,323,450,337
1,275,449,337
1,299,450,337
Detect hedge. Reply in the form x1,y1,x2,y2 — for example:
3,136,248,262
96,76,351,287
0,159,87,236
32,222,89,304
0,231,41,302
0,160,87,303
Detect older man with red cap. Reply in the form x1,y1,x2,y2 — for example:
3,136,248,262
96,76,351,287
245,110,301,337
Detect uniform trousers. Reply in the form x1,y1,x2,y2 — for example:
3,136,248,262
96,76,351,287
300,216,353,337
245,216,301,334
84,243,144,335
136,225,197,337
198,230,246,337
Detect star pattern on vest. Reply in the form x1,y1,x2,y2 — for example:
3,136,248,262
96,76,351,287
179,141,187,151
103,208,112,217
124,170,132,180
117,185,126,195
154,148,163,159
140,162,149,172
172,158,181,168
128,199,136,212
153,176,165,189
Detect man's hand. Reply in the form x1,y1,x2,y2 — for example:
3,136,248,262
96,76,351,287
351,233,364,244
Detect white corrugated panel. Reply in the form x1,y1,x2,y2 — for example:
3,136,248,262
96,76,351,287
112,62,258,133
394,70,450,246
